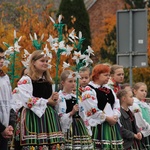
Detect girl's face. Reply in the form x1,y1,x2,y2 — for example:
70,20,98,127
125,91,134,106
134,85,147,100
79,71,90,87
97,72,110,85
34,56,49,73
62,77,76,93
112,68,124,84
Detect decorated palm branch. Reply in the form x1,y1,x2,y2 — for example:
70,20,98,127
3,30,22,88
47,15,73,91
68,30,94,103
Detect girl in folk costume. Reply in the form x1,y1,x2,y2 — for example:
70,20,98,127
56,70,93,150
80,64,123,150
11,50,65,150
117,89,146,150
107,64,124,93
130,82,150,149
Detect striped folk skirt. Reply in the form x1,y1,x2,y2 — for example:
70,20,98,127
64,117,94,150
13,106,65,150
92,121,123,150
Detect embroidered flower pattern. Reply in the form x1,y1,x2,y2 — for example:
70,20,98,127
86,108,97,117
84,119,89,126
18,79,30,85
12,88,19,94
134,109,140,113
80,106,84,112
26,97,39,109
82,93,95,101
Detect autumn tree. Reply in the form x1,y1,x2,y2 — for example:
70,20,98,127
0,1,73,87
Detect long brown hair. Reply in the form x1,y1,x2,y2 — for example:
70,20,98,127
28,50,53,83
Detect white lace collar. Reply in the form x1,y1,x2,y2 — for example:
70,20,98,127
59,90,76,99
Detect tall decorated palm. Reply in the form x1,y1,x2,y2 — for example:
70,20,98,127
47,15,73,91
68,30,94,103
3,30,22,88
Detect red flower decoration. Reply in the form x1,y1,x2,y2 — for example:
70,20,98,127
87,111,92,117
27,103,33,108
92,108,97,114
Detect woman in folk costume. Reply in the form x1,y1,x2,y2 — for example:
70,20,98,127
107,64,124,93
80,64,123,150
56,70,93,150
130,82,150,149
11,50,65,150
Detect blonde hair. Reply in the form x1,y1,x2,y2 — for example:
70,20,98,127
117,89,132,104
117,89,128,100
28,50,52,83
79,67,91,75
133,82,147,91
110,64,123,75
60,70,73,82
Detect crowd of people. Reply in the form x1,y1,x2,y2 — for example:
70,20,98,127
1,47,150,150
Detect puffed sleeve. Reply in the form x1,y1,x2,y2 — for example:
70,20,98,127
111,87,121,118
55,94,72,133
79,86,106,128
11,76,48,118
130,103,150,137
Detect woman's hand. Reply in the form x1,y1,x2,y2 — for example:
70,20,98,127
1,125,13,138
69,104,79,117
105,116,118,125
48,92,59,106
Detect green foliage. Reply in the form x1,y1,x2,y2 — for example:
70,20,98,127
57,0,91,52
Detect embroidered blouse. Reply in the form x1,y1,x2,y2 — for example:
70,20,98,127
56,90,78,133
130,97,150,137
11,75,49,118
80,81,121,134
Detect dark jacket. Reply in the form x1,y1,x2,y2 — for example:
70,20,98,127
120,107,140,149
0,122,5,133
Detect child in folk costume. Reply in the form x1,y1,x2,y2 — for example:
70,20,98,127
80,64,123,150
108,64,124,93
130,82,150,149
117,89,146,150
79,67,91,88
56,70,93,150
11,50,65,150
